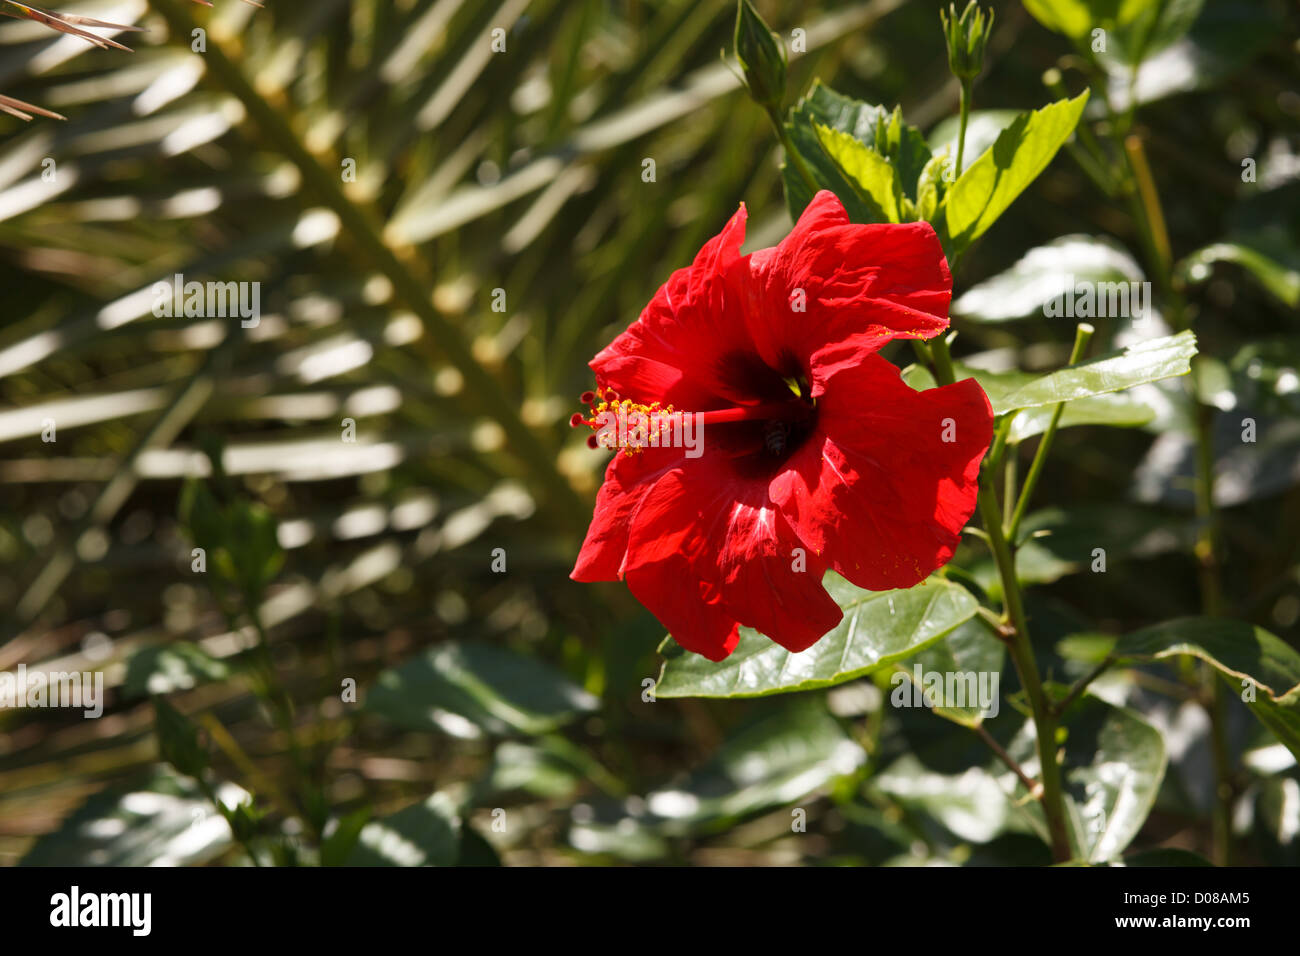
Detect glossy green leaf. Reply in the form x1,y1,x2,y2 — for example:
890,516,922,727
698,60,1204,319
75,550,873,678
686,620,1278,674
124,641,230,699
153,697,208,778
656,575,978,698
642,702,865,832
915,147,952,222
1245,772,1300,865
1023,0,1202,64
479,739,586,800
320,808,371,867
1101,1,1279,107
457,825,504,867
345,791,461,866
364,641,599,737
1223,338,1300,417
19,766,242,866
953,235,1145,322
1178,240,1300,308
895,619,1006,727
1007,695,1167,862
904,361,1157,442
781,83,881,223
942,91,1090,254
1022,0,1150,40
875,106,932,202
781,82,930,224
994,331,1196,413
1001,505,1191,587
875,754,1013,842
1113,617,1300,759
814,123,901,223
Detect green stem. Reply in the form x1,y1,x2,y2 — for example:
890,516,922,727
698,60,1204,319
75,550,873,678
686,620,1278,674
768,106,820,199
929,331,959,386
955,79,972,178
927,335,1072,862
1006,323,1094,543
977,481,1073,862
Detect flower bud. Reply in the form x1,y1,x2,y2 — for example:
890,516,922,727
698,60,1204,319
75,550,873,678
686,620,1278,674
734,0,787,113
940,1,994,83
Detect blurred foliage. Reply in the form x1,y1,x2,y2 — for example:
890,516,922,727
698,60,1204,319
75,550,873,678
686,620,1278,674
0,0,1298,867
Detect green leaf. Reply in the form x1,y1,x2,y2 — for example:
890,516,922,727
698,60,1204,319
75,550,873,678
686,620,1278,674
124,641,230,699
1119,847,1214,866
1178,240,1300,308
479,740,586,800
814,123,901,223
345,791,461,866
1007,505,1191,586
1223,338,1300,417
178,478,226,556
780,82,930,223
364,641,599,737
153,697,208,778
222,500,284,601
992,331,1196,414
875,754,1013,843
320,808,371,867
1100,1,1278,107
1022,0,1154,41
915,147,952,222
642,701,865,832
903,360,1157,442
19,766,242,866
655,575,978,698
1113,617,1300,760
1127,0,1206,61
1007,694,1167,862
942,91,1090,254
953,235,1145,322
895,619,1006,727
1022,0,1203,66
872,104,931,202
1246,772,1300,865
456,825,504,866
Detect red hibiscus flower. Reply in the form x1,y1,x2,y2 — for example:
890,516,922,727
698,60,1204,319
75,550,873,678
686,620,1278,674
571,190,993,662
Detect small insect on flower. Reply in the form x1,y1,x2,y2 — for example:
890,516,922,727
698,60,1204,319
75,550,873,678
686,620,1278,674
571,191,993,662
762,420,790,457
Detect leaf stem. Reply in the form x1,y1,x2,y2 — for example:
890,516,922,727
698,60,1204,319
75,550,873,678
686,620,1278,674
976,722,1039,798
1050,655,1114,718
1006,322,1094,542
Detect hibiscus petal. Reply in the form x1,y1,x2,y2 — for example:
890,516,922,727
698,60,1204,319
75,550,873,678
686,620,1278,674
714,506,843,653
626,562,740,662
622,456,840,657
571,448,687,582
741,191,952,378
771,354,993,591
590,204,778,410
